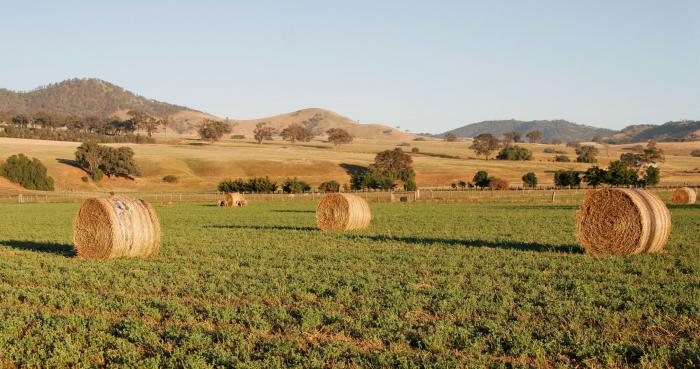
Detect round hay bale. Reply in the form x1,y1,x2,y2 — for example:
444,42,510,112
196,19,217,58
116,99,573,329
577,188,671,256
224,193,247,207
72,196,161,259
316,193,371,231
217,200,225,207
671,187,697,205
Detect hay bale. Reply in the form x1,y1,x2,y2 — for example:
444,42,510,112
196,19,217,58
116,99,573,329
224,193,247,207
217,200,225,207
671,187,697,205
577,188,671,255
72,196,161,259
316,193,371,231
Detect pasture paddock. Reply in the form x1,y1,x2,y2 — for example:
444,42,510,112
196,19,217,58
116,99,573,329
0,200,698,367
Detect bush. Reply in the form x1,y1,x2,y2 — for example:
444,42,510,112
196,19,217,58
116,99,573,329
490,178,509,190
413,137,426,141
496,145,533,161
691,150,700,157
231,135,245,139
81,176,89,183
162,175,179,183
411,147,420,153
397,142,411,147
522,172,537,188
576,145,599,163
404,178,417,191
472,170,490,188
554,155,571,162
0,154,55,191
351,170,395,190
319,180,340,193
282,178,311,194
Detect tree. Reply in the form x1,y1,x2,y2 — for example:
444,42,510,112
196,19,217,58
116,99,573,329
444,133,458,142
370,148,414,181
351,170,395,190
641,166,660,186
582,166,607,188
470,133,501,160
75,143,141,181
503,131,521,143
253,122,275,144
159,116,172,136
496,145,533,160
280,123,313,143
11,115,30,128
198,119,231,143
554,170,581,188
521,172,537,188
326,128,353,146
472,170,491,188
576,145,598,163
642,141,665,164
555,155,571,162
605,160,638,186
0,154,55,191
526,130,543,143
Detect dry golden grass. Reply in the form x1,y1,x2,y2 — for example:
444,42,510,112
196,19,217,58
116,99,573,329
0,136,698,192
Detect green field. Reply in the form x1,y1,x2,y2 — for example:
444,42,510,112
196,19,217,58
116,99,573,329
0,201,698,368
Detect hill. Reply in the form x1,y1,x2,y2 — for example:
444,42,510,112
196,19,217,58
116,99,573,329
607,120,700,143
441,119,615,143
230,108,415,141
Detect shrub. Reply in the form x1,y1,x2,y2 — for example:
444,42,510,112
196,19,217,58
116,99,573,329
413,137,426,141
522,172,537,188
472,170,491,188
0,154,55,191
231,135,246,139
411,147,420,153
282,178,311,194
404,178,417,191
397,142,411,147
490,178,509,190
691,150,700,157
576,145,599,163
496,145,533,161
319,180,340,193
81,176,89,183
351,170,395,190
218,179,248,193
555,155,571,162
162,175,179,183
544,148,566,154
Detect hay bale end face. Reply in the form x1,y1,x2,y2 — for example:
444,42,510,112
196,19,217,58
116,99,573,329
577,188,671,256
224,193,247,207
671,187,697,205
316,193,371,231
72,196,161,259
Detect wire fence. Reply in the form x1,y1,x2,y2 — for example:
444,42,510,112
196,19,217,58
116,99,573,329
1,184,696,205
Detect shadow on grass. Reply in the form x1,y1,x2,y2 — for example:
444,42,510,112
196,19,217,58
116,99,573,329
667,204,700,210
0,240,75,256
345,234,582,254
498,204,580,210
205,225,318,231
272,210,315,213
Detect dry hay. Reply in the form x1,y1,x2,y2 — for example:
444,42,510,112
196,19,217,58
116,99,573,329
577,188,671,256
671,187,697,205
316,193,371,231
224,193,247,207
73,196,161,259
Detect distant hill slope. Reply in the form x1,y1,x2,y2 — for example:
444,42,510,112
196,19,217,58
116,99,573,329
231,108,416,141
0,79,413,140
608,120,700,142
441,119,614,143
0,78,196,118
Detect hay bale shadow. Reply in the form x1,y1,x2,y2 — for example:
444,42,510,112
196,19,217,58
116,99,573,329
346,235,582,254
272,210,315,213
205,225,317,231
0,240,75,256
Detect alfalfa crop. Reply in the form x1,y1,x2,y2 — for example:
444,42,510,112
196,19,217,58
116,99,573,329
671,187,697,205
577,188,671,256
224,193,247,207
72,196,161,259
316,193,371,231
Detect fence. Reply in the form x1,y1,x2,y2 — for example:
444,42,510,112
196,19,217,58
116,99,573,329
1,185,695,205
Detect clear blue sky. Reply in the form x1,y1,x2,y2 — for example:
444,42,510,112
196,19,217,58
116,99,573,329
2,0,699,133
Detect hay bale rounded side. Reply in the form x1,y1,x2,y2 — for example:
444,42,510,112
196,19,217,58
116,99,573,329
225,193,247,207
671,187,697,205
577,188,671,256
72,196,161,259
316,193,371,231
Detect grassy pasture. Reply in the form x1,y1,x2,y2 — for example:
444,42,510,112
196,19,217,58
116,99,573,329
0,201,698,368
